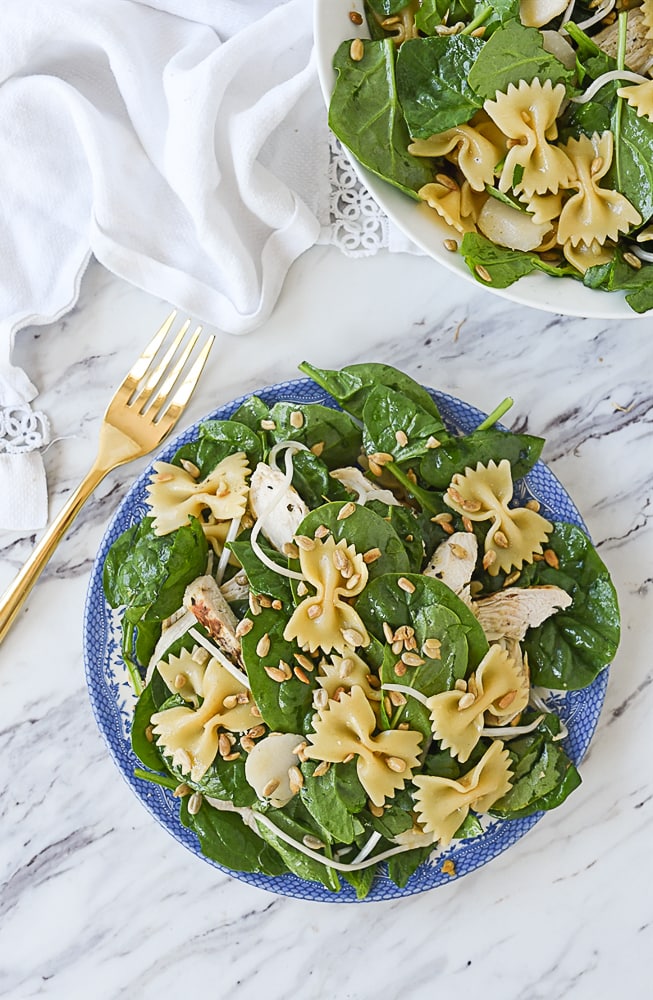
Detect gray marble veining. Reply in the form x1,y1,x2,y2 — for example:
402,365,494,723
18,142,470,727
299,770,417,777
0,247,651,999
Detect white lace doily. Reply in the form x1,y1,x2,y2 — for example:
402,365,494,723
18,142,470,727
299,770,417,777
0,403,50,454
324,133,391,257
322,133,423,257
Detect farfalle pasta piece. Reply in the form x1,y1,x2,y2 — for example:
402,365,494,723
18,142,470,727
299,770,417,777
156,646,210,709
283,535,370,655
484,79,575,197
643,0,653,40
617,79,653,122
316,651,382,703
146,452,250,536
417,180,480,235
151,653,257,781
444,459,553,577
427,645,529,762
409,121,503,192
521,190,563,225
562,237,613,274
558,132,641,247
412,741,513,846
306,685,422,806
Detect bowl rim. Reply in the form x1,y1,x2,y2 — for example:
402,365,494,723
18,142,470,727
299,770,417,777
313,0,645,321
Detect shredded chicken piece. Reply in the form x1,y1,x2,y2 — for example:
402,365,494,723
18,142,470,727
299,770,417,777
594,7,653,75
474,585,572,642
330,466,400,506
184,575,242,665
248,462,309,552
423,532,478,608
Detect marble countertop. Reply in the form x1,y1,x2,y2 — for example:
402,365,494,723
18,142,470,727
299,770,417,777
1,246,651,999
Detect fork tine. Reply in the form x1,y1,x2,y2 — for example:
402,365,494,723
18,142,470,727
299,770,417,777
144,324,202,416
124,310,178,387
152,335,215,429
132,319,194,410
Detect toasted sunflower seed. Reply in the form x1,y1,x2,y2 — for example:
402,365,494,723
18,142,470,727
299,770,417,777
188,792,203,815
350,37,364,61
256,633,271,657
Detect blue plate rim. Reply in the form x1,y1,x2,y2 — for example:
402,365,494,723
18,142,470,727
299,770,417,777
83,377,610,902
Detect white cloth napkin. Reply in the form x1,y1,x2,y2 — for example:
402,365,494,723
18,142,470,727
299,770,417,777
0,0,332,531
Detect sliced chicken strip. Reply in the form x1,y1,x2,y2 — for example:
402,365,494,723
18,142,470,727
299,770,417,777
184,574,243,665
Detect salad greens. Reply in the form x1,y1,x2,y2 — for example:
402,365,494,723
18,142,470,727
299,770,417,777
104,361,619,898
330,2,653,311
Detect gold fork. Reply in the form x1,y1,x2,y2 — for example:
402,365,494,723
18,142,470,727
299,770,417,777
0,311,214,644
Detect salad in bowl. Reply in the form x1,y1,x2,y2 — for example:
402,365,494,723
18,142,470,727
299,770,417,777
317,0,653,315
88,361,619,901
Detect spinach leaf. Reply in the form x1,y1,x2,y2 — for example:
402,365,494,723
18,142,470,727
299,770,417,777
563,20,614,82
184,756,256,809
229,395,270,434
341,863,378,900
130,681,168,771
300,360,441,421
611,103,653,223
297,501,411,580
173,418,263,475
461,232,578,287
584,249,652,303
490,716,581,818
367,500,425,572
559,98,613,143
180,799,286,876
584,250,653,314
253,806,342,892
290,450,350,509
228,535,293,603
356,572,489,671
379,642,433,747
240,607,316,731
467,19,573,100
362,384,447,464
387,844,432,887
522,522,620,689
300,761,362,844
333,758,369,813
396,35,484,137
103,517,207,620
268,401,362,469
420,427,544,489
329,39,435,198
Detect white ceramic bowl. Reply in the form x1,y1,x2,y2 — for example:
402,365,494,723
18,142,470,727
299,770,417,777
314,0,644,320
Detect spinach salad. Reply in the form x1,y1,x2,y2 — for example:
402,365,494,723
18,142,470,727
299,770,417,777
103,361,619,897
329,1,653,312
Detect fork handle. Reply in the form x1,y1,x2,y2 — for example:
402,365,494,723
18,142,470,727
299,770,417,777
0,463,107,645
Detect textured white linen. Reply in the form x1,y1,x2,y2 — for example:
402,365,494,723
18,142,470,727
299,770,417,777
0,0,330,529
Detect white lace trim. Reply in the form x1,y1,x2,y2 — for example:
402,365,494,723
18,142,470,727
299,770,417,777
324,133,391,257
0,404,50,454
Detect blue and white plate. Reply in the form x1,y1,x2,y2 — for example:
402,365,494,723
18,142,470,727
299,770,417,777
83,378,609,902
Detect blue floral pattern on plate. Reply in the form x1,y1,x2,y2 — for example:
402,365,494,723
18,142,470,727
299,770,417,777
83,379,609,902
